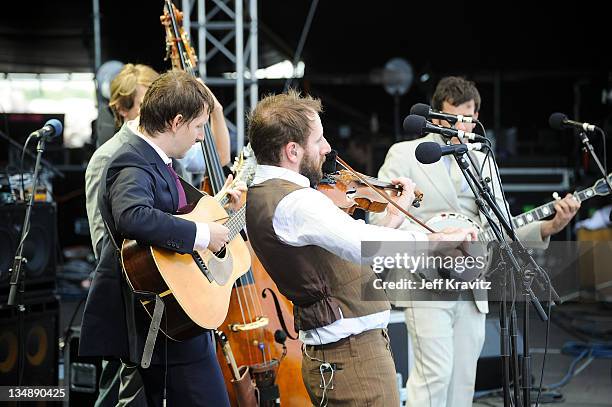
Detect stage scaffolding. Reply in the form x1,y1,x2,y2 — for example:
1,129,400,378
182,0,258,151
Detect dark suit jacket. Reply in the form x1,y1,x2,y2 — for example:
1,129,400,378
79,129,208,365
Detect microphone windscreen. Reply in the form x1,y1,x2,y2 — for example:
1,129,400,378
410,103,431,118
403,114,427,137
415,141,442,164
549,112,567,131
45,119,63,138
322,150,338,174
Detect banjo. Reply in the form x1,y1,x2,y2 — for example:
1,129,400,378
420,172,612,282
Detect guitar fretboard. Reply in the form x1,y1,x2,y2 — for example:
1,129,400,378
225,205,246,240
511,186,596,229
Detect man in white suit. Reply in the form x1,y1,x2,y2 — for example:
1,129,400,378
370,76,580,406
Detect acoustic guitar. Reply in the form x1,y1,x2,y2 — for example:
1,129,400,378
121,149,256,341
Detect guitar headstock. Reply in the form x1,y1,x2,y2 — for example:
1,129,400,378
592,172,612,196
230,143,257,188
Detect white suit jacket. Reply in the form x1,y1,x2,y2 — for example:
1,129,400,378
370,134,550,313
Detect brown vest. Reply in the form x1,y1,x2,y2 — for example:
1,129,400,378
245,178,389,332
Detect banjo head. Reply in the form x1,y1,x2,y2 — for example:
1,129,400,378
420,212,491,283
425,212,483,232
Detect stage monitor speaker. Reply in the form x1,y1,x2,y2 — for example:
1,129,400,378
0,297,59,386
0,202,57,300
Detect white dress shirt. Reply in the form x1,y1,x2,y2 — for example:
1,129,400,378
128,120,210,251
252,164,428,345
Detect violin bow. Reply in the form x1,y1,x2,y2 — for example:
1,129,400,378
335,156,435,233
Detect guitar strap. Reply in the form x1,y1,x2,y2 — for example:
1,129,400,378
139,292,165,368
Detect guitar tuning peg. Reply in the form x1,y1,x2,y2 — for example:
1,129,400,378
552,192,560,200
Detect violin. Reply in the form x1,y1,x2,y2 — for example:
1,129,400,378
318,169,424,214
318,152,435,233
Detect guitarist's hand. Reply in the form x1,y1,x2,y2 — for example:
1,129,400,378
541,193,581,238
208,222,231,252
222,174,247,212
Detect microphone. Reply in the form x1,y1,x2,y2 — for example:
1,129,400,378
549,112,598,132
415,141,485,164
30,119,63,140
403,114,485,142
410,103,475,124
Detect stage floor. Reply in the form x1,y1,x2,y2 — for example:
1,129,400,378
474,303,612,407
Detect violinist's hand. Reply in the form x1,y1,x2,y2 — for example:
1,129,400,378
222,174,247,212
389,177,416,211
383,177,416,229
207,222,230,252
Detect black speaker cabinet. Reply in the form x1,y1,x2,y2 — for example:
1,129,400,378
0,297,59,386
0,202,57,300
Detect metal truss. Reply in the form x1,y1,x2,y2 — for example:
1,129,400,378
181,0,258,150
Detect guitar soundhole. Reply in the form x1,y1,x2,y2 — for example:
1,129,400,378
214,246,227,258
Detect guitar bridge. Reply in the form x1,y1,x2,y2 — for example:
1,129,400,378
192,251,213,283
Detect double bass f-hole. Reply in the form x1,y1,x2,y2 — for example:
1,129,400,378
262,288,298,341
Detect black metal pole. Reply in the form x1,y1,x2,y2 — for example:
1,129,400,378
578,131,612,193
499,271,512,407
452,152,521,406
7,136,47,306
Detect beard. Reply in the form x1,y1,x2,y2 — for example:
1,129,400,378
299,151,324,187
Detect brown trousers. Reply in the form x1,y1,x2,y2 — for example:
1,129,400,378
301,329,399,406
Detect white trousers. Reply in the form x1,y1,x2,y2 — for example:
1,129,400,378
404,302,486,407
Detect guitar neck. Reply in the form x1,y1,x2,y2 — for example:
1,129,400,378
511,185,596,228
225,204,246,241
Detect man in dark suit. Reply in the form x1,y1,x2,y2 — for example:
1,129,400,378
80,70,243,406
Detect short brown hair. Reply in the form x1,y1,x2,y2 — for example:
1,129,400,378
108,64,159,128
431,76,481,113
139,70,214,136
248,90,322,165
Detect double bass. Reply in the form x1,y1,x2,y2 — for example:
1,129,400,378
160,2,310,405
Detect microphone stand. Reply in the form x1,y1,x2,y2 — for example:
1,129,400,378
451,150,560,407
7,136,49,307
577,130,612,194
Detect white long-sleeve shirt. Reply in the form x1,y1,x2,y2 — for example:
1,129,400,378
252,164,428,345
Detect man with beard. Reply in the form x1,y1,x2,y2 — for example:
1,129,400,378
245,90,476,406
